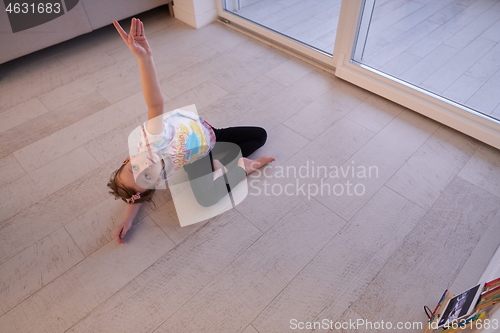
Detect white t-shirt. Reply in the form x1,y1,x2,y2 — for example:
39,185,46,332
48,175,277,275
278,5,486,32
132,109,216,180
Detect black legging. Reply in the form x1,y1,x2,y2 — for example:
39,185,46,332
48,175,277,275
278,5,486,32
182,126,267,207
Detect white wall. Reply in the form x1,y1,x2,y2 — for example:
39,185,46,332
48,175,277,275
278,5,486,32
173,0,217,28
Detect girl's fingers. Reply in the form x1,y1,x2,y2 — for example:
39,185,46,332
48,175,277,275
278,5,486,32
114,227,122,243
140,20,145,37
134,18,140,37
120,225,130,239
113,20,128,42
129,17,135,37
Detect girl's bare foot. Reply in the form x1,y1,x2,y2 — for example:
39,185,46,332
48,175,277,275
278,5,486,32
242,156,276,174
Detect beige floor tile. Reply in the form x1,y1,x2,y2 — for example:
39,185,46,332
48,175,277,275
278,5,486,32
0,57,65,111
148,196,198,245
352,177,500,333
450,210,500,293
345,94,403,133
1,50,115,112
0,98,50,133
13,92,143,173
65,197,146,257
154,19,244,57
211,47,288,93
206,30,254,53
0,175,37,226
202,76,285,127
235,125,310,232
163,79,229,113
332,308,382,333
0,54,58,87
145,19,196,50
39,80,99,110
0,156,123,264
338,186,426,262
459,142,500,198
317,109,439,220
387,125,478,209
65,211,261,333
158,198,345,330
252,187,425,333
94,65,146,105
0,154,26,187
242,324,259,333
287,117,376,170
235,70,336,131
84,121,145,166
83,65,141,102
24,146,100,200
284,81,371,140
0,227,84,316
0,217,175,333
254,123,310,165
54,40,119,68
160,39,269,99
264,57,315,86
0,91,110,161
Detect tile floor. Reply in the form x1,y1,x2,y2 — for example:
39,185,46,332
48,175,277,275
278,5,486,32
1,6,500,333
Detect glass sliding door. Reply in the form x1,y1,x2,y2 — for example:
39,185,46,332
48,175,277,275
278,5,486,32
222,0,342,54
334,0,500,149
217,0,342,66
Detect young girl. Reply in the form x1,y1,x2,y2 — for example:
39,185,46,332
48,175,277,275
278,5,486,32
107,18,275,244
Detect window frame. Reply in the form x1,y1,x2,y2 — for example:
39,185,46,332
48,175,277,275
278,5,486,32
332,0,500,149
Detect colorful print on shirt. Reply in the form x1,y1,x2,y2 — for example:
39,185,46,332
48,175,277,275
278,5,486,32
133,109,216,180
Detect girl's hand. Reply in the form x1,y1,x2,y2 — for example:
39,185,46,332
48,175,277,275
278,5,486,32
113,18,152,59
114,219,133,244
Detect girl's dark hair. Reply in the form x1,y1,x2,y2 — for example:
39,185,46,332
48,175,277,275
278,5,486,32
107,163,155,204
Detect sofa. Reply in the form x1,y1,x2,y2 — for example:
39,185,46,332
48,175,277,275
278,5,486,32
0,0,172,64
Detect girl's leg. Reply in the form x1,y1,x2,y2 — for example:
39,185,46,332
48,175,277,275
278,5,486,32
212,126,273,175
183,148,246,208
212,126,267,164
183,126,269,208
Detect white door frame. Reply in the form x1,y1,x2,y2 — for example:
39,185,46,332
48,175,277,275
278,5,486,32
333,0,500,149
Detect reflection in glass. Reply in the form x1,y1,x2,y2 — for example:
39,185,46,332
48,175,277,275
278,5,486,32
353,0,500,121
223,0,342,55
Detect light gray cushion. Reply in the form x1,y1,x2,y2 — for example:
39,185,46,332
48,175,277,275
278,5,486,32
0,1,92,64
0,0,171,64
81,0,171,30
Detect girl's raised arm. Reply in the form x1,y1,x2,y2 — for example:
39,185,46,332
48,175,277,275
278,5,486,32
113,18,164,134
